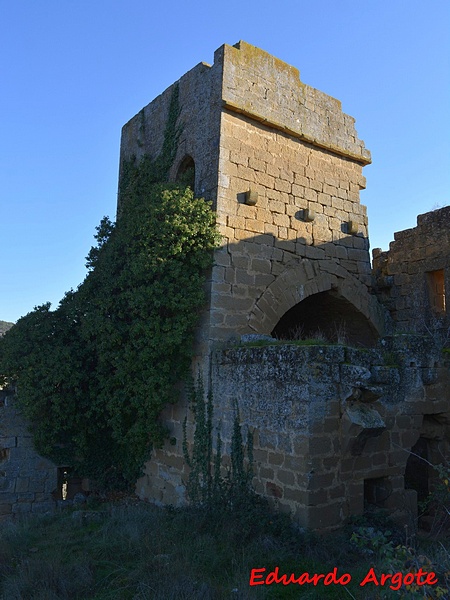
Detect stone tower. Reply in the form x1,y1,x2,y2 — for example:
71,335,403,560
118,42,411,528
119,41,385,358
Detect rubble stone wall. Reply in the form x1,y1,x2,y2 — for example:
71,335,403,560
373,206,450,332
211,338,450,529
137,338,450,530
0,390,57,521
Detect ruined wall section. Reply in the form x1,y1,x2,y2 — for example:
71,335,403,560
134,42,387,508
119,58,225,363
130,41,388,512
212,338,450,530
118,41,384,350
373,206,450,331
123,58,228,508
211,42,382,343
0,390,57,521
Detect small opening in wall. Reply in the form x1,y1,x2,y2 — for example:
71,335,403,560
55,467,70,501
0,470,7,492
0,448,9,462
426,269,446,315
176,155,195,191
364,477,392,508
404,437,429,502
54,468,85,501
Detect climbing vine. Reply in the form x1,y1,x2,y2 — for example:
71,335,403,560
183,376,254,507
0,85,221,488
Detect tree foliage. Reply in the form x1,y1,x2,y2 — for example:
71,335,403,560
0,86,220,488
0,182,219,488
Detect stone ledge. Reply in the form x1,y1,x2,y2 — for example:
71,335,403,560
222,100,372,166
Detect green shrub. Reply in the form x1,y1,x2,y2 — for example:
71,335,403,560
0,86,221,488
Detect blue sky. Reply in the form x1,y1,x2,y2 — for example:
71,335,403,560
1,0,449,323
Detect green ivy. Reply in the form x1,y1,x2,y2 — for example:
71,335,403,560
183,377,254,507
0,85,221,489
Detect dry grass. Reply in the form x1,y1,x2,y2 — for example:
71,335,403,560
0,498,449,599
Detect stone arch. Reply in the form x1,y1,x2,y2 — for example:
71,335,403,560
175,154,196,191
248,259,385,346
272,291,378,346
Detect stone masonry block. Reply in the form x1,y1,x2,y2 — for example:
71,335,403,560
0,437,17,449
272,213,290,228
274,179,291,193
12,502,32,514
0,504,12,515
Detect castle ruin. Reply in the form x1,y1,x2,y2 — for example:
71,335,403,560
121,41,449,530
1,41,448,529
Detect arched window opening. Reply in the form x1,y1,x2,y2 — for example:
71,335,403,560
176,155,195,191
271,290,378,347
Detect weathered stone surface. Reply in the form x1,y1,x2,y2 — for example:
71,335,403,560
0,391,57,518
373,206,450,333
119,42,450,531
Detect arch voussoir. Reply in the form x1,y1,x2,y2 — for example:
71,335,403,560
249,260,385,342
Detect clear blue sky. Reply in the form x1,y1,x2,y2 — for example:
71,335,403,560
1,1,449,323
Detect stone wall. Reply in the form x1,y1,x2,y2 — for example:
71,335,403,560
119,41,386,358
373,206,450,332
131,41,391,516
207,42,383,346
0,389,57,521
125,42,450,530
211,338,450,529
136,336,450,530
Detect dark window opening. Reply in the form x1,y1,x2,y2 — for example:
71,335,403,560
364,477,392,508
54,467,70,501
271,290,378,347
404,437,429,502
427,270,446,315
176,155,195,191
53,467,84,501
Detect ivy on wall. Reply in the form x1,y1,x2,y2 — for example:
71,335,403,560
0,85,221,488
183,375,254,506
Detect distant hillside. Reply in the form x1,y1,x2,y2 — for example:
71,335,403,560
0,320,14,336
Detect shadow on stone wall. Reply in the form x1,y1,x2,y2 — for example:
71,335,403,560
0,388,57,521
210,228,388,350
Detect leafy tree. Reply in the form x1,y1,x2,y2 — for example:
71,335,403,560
0,181,219,488
0,84,220,487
